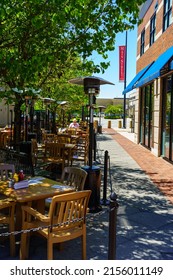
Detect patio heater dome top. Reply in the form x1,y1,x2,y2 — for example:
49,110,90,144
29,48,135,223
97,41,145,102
98,105,106,109
69,76,114,96
56,101,68,105
42,97,55,104
69,76,115,86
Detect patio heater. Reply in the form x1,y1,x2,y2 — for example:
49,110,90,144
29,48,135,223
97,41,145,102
24,95,32,141
25,90,41,140
59,101,68,128
69,76,114,212
43,98,55,132
98,105,106,134
55,101,68,131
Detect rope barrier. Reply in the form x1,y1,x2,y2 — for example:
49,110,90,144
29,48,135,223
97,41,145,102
0,217,84,237
0,208,109,237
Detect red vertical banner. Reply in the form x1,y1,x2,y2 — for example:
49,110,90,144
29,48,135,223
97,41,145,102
119,46,126,82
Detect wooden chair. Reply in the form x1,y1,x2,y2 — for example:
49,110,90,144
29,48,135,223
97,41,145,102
56,134,72,143
0,199,16,256
0,163,15,180
31,139,45,167
60,166,87,191
71,134,89,165
42,133,56,143
43,142,66,173
20,190,91,260
45,166,88,207
67,128,77,135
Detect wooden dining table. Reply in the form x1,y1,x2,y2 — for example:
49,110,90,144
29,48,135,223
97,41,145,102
0,176,75,230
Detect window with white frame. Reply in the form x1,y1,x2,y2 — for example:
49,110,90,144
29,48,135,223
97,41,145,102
140,29,145,56
150,13,156,46
163,0,172,31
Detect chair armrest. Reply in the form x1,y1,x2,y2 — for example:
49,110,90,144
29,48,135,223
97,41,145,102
22,205,50,222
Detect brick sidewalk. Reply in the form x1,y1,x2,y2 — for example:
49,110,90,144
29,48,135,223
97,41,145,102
104,128,173,204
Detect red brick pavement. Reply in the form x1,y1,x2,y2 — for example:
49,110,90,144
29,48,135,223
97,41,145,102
104,128,173,204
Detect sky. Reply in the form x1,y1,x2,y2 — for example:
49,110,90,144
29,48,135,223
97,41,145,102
92,26,137,99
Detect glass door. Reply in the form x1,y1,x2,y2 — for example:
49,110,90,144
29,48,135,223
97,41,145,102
161,75,173,161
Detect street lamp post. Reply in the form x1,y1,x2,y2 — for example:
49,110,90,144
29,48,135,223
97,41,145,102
123,30,128,128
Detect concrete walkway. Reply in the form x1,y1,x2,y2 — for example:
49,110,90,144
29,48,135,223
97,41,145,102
1,125,173,260
98,128,173,260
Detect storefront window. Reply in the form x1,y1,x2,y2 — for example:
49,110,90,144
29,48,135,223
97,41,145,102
140,83,154,149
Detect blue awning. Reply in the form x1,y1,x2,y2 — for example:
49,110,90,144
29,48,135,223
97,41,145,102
136,46,173,87
123,62,154,94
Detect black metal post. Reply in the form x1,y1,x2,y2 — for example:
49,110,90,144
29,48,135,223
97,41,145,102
82,106,85,121
10,109,13,145
62,109,65,128
93,132,96,162
30,104,34,133
89,94,94,168
36,111,41,143
52,111,56,133
108,192,119,260
25,105,29,141
102,150,110,205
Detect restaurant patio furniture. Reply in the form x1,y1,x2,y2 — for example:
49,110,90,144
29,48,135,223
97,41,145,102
0,177,74,231
0,199,16,257
20,190,91,260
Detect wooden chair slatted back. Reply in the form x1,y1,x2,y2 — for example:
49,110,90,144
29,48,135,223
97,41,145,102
49,191,91,232
60,166,87,191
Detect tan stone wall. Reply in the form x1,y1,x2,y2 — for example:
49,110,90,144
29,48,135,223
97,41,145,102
152,78,160,156
96,98,128,108
134,89,140,144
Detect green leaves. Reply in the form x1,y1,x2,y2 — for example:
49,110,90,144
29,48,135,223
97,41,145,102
0,0,145,93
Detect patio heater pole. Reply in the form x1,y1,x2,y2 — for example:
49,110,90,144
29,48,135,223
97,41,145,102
88,93,94,167
25,95,32,141
98,105,105,134
43,98,55,132
81,106,85,121
10,109,13,144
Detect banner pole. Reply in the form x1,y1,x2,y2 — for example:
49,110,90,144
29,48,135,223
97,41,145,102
123,30,128,128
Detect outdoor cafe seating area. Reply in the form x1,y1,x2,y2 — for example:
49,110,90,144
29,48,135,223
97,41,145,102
0,120,94,260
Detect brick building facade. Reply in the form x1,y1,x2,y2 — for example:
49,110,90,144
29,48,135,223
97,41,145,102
124,0,173,162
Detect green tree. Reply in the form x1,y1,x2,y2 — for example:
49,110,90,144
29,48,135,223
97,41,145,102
105,104,123,118
0,0,145,144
